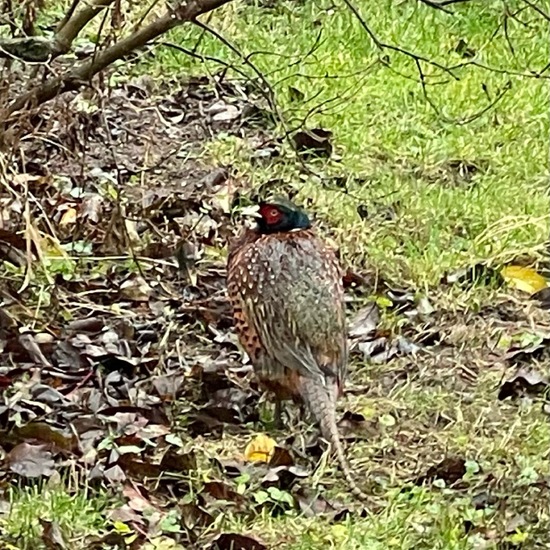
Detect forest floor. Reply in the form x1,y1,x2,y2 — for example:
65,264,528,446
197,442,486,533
1,1,549,549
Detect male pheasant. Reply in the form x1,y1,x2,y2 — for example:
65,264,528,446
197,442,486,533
227,197,366,499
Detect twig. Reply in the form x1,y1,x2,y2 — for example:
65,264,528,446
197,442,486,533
154,40,251,81
193,19,280,116
437,0,473,5
415,57,512,124
521,0,550,21
417,0,454,15
341,0,461,80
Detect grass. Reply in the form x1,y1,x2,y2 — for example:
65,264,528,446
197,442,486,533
148,0,549,284
0,483,111,549
154,2,548,547
4,0,550,548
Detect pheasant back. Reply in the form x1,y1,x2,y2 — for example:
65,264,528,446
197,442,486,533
227,229,347,397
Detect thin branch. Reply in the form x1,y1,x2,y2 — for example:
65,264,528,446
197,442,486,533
154,40,251,81
340,0,382,50
417,0,454,14
414,57,512,125
521,0,550,21
194,19,280,116
438,0,474,6
341,0,461,80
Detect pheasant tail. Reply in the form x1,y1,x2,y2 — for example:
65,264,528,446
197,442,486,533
300,376,368,501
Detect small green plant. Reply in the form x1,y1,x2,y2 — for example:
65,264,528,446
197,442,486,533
0,483,110,549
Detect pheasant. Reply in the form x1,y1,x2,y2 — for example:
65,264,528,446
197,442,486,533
227,197,367,499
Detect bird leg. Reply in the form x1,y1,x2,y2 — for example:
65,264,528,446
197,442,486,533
274,399,284,429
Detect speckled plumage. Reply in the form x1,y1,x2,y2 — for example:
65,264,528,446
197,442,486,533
227,199,366,500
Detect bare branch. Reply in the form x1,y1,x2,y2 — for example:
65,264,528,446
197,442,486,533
7,0,232,116
154,40,251,81
194,19,280,115
417,0,454,15
437,0,474,6
55,0,82,34
53,0,115,56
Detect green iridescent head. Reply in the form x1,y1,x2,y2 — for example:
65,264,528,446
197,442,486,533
257,197,311,234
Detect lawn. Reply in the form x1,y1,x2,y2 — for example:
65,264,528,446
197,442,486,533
0,0,549,548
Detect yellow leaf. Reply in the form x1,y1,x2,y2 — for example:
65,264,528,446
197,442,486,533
244,434,276,463
501,265,547,294
59,207,77,226
113,521,133,534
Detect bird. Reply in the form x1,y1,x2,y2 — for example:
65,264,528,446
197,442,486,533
227,196,367,500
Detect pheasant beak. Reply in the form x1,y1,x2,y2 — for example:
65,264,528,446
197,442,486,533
240,204,262,218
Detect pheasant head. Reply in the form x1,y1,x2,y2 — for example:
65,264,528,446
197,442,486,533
256,197,311,234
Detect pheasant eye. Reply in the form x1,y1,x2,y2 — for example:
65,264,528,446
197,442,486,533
260,205,282,225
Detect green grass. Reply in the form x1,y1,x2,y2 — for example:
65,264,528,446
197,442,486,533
0,483,111,549
145,2,549,546
148,0,549,284
4,1,550,548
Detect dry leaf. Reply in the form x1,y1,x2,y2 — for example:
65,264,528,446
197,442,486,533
120,277,153,302
501,266,547,294
244,434,276,463
59,207,77,226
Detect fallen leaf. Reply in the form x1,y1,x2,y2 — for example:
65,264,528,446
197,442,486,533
348,303,380,339
59,207,77,226
337,411,367,438
292,128,333,159
268,446,294,467
180,503,214,530
11,422,77,451
261,465,308,490
533,287,550,308
501,265,547,294
498,369,549,400
415,456,466,485
203,481,245,505
81,193,103,223
288,86,304,102
40,519,67,549
119,276,153,302
159,449,197,472
8,443,56,478
244,434,276,463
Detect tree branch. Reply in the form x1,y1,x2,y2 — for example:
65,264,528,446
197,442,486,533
53,0,115,56
7,0,232,116
0,0,114,63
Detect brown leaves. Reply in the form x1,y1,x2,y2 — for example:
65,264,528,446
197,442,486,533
499,370,549,400
292,128,333,159
8,443,56,478
415,456,467,486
